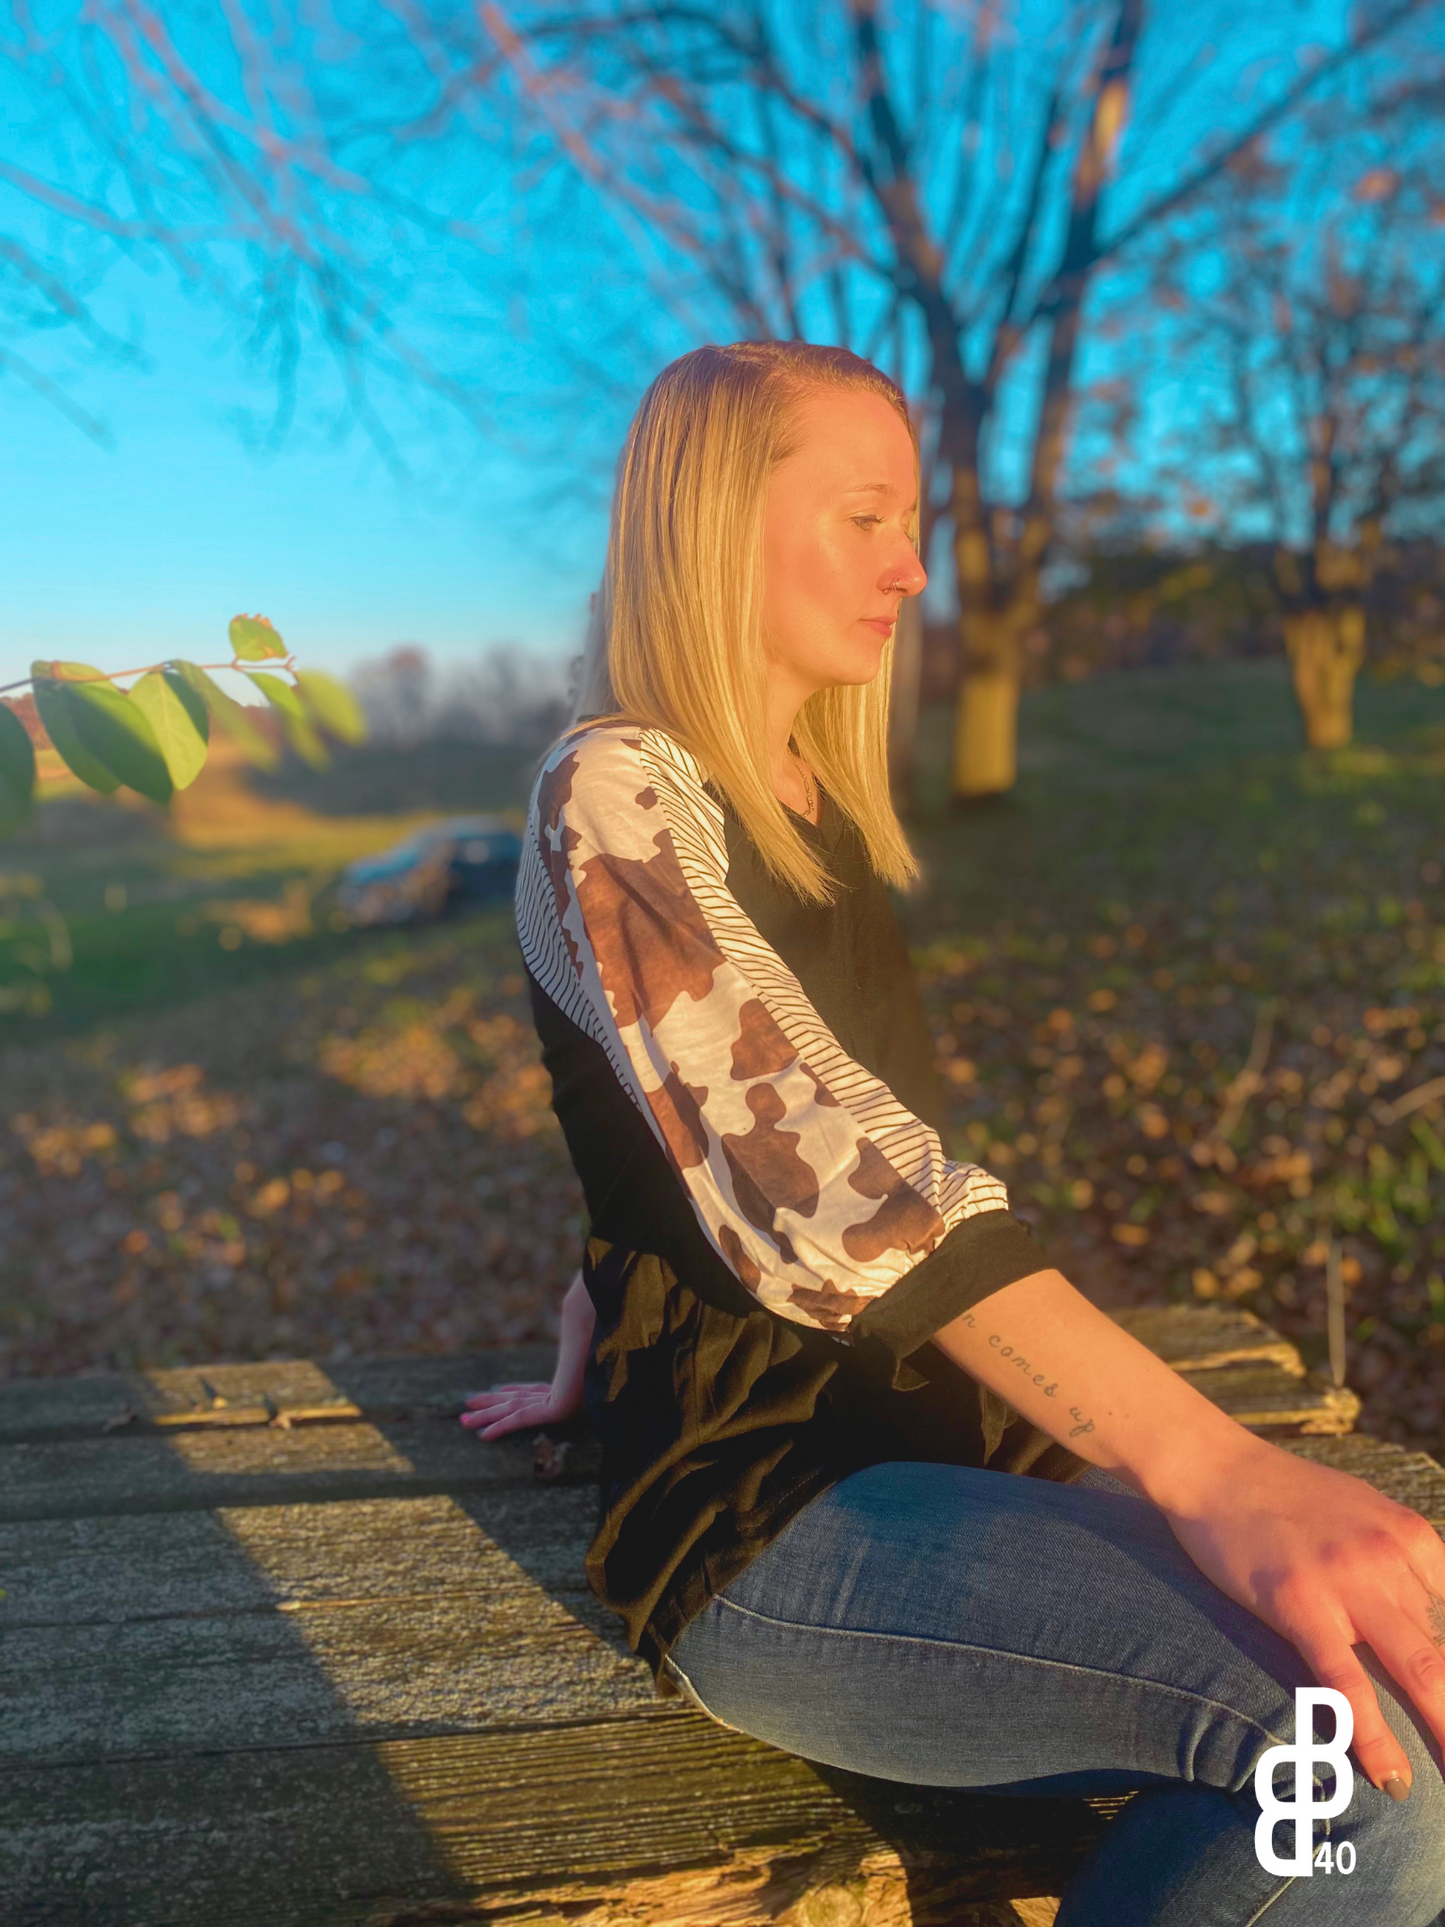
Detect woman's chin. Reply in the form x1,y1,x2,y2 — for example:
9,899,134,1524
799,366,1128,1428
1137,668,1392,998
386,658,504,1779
843,637,888,684
811,637,886,688
792,636,887,693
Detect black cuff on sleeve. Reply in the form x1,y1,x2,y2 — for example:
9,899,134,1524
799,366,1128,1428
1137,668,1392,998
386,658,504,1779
846,1209,1050,1391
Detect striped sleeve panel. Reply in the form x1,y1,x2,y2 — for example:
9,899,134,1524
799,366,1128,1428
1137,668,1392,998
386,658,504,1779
515,719,1015,1339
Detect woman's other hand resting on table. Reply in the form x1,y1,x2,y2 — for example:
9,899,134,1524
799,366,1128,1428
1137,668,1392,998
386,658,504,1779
460,1268,595,1439
934,1267,1445,1805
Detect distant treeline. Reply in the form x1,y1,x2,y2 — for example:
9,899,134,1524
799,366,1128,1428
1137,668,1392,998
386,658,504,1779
351,645,571,750
920,541,1445,703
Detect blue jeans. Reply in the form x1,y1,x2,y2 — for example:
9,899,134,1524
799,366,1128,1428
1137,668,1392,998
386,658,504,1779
667,1461,1445,1925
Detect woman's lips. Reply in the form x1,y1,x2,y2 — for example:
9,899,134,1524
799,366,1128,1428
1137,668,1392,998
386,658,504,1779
860,616,896,635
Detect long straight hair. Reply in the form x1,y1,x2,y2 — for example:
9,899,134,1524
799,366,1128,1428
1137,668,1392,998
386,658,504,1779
564,340,921,903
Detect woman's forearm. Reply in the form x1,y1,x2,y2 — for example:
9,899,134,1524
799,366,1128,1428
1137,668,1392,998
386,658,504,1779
553,1267,596,1399
932,1269,1263,1508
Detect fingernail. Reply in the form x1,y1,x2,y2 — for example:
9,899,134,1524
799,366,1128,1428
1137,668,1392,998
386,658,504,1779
1381,1773,1411,1803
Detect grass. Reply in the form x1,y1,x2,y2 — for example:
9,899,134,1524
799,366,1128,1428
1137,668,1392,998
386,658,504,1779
1,737,538,1030
3,659,1444,1466
893,661,1445,1457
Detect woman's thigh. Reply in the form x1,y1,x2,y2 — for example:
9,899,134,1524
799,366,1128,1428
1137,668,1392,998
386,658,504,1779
667,1460,1445,1927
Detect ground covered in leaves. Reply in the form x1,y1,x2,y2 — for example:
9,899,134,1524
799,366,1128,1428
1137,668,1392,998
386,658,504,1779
1,914,581,1369
2,662,1442,1463
905,667,1445,1460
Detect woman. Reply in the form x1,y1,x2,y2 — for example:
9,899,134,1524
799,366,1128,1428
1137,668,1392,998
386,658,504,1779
463,340,1445,1924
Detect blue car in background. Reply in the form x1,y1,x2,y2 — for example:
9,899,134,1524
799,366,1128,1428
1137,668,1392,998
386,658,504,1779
336,815,522,927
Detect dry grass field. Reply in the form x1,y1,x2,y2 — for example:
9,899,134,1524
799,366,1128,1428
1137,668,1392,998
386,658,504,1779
3,659,1444,1464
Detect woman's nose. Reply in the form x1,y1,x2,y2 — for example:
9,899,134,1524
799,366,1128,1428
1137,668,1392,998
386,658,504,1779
884,546,927,597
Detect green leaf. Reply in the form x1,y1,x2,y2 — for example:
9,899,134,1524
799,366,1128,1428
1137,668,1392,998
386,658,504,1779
246,671,305,724
0,703,36,833
30,663,121,795
295,670,366,746
66,676,173,805
1410,1117,1445,1175
229,614,287,662
247,671,328,769
172,662,278,771
130,669,209,790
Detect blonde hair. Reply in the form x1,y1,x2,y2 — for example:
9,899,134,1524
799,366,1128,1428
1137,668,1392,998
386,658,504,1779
566,340,921,903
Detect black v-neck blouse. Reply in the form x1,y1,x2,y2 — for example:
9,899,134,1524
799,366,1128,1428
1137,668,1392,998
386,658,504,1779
516,722,1086,1686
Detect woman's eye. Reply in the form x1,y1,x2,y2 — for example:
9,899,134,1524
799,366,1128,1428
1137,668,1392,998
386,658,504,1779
852,514,884,530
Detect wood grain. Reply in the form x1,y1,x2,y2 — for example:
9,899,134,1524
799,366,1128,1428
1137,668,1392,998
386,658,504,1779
1110,1304,1304,1375
0,1713,1118,1926
0,1313,1436,1927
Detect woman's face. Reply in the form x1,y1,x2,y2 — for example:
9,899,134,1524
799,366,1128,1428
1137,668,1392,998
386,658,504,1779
760,386,926,704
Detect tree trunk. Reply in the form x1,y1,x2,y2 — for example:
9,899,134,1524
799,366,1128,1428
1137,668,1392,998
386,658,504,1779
1284,605,1365,749
951,606,1024,799
948,455,1034,801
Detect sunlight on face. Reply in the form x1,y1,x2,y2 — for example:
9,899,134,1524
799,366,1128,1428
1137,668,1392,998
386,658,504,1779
761,387,925,704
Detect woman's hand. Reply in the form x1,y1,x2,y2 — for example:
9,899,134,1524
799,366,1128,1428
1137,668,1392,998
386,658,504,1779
460,1265,595,1441
1162,1432,1445,1798
460,1377,583,1439
932,1267,1445,1795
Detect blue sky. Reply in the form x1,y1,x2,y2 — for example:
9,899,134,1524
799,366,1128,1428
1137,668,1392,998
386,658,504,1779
0,261,609,693
0,0,1370,699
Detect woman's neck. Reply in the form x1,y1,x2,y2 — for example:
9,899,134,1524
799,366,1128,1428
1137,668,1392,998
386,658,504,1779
765,677,818,824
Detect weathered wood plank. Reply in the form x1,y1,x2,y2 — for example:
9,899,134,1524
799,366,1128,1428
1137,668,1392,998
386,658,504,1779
0,1713,1117,1927
0,1327,1353,1528
1,1314,1432,1927
0,1495,654,1761
0,1488,602,1625
11,1438,1427,1633
1,1595,653,1761
0,1348,556,1444
8,1438,1436,1768
0,1306,1314,1445
1173,1362,1359,1434
0,1372,1355,1528
1110,1303,1305,1375
0,1415,589,1524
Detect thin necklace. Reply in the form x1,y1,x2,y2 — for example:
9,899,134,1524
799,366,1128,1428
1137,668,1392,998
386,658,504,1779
790,747,816,822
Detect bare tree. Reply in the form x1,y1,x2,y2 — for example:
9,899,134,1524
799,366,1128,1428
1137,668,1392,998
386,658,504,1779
1114,80,1445,747
1,0,520,467
476,0,1435,797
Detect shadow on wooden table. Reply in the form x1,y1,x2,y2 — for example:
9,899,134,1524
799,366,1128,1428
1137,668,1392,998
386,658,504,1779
5,1313,1437,1926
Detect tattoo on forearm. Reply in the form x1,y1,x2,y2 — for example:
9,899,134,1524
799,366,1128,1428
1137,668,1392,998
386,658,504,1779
982,1328,1059,1397
955,1310,1098,1439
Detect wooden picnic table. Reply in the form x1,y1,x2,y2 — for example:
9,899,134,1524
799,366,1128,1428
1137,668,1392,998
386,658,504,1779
2,1304,1441,1927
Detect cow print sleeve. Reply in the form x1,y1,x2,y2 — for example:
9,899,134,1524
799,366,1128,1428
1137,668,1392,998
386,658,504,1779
515,721,1050,1353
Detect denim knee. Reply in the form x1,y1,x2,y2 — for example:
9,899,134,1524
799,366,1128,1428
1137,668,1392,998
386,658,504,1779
1353,1651,1445,1924
1368,1766,1445,1925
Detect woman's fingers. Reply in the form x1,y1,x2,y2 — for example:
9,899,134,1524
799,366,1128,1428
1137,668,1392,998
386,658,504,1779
459,1383,556,1439
1276,1501,1445,1791
1287,1619,1413,1795
461,1383,550,1414
1340,1512,1445,1765
472,1411,539,1439
1356,1591,1445,1765
462,1402,548,1438
463,1382,545,1404
460,1397,540,1425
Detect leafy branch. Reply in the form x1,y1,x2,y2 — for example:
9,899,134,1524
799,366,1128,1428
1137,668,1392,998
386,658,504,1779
0,615,365,835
